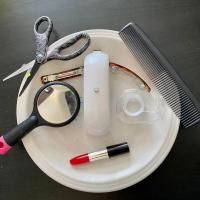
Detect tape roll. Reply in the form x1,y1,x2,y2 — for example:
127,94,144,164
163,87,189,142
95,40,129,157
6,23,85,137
122,93,144,117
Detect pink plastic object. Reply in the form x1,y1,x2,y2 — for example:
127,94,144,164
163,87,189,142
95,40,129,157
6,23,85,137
0,136,12,155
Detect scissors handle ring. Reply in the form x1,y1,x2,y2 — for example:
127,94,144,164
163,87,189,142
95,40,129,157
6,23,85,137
34,16,53,63
47,32,91,61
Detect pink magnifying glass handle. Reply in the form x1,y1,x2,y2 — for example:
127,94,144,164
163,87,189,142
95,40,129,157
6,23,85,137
0,136,12,155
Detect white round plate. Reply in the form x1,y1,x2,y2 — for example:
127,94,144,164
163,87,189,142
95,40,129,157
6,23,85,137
17,30,180,193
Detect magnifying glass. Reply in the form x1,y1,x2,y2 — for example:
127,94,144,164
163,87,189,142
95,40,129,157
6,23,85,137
0,81,80,155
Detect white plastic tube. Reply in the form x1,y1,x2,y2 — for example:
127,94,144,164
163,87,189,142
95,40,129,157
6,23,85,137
84,51,110,136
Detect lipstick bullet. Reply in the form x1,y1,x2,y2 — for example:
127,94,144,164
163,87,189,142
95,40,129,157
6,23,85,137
69,142,129,165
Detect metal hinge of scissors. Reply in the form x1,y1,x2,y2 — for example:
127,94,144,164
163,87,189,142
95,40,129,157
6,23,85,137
3,16,91,97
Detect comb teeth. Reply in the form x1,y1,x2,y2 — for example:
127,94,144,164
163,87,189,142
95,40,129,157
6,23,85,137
119,23,200,128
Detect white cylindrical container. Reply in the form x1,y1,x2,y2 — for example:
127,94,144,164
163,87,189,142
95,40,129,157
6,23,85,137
84,51,110,136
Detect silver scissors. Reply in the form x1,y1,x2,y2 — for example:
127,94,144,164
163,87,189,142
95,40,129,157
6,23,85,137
3,16,90,96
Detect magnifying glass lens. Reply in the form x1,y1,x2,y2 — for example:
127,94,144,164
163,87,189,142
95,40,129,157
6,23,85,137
37,84,78,124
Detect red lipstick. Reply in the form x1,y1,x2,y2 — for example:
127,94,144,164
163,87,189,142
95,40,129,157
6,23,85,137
70,142,129,166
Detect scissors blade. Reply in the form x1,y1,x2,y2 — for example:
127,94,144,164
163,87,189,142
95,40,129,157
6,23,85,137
3,62,34,82
19,61,40,97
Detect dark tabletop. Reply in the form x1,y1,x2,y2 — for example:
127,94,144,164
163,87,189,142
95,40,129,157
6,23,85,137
0,0,200,199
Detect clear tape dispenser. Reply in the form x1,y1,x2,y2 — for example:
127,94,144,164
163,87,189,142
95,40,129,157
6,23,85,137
116,88,163,124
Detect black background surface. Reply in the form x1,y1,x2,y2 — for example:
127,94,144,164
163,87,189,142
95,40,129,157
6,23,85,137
0,0,200,199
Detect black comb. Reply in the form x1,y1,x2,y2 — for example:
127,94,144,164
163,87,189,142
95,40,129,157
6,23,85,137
119,23,200,128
